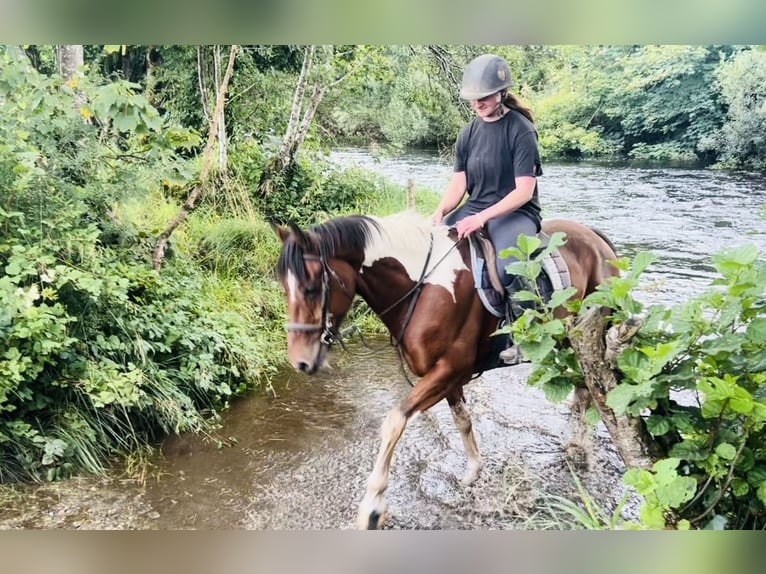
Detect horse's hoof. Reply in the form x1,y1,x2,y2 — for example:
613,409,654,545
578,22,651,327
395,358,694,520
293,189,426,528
461,464,483,485
367,510,383,530
357,498,387,529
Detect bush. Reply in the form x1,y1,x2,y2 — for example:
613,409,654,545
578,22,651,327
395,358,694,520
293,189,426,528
0,49,276,482
506,235,766,529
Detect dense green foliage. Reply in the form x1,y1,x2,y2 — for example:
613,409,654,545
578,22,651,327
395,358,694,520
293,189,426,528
24,44,766,168
0,49,283,481
505,236,766,529
316,45,765,167
0,46,425,482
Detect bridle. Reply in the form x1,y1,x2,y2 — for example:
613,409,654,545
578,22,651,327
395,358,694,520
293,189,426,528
283,252,354,347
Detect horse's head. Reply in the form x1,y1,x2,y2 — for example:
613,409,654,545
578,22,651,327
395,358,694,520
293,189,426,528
274,221,358,374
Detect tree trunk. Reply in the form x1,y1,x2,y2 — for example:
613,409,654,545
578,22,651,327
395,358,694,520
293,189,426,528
567,306,665,470
257,45,316,199
152,45,239,271
214,45,227,172
57,45,84,82
197,46,211,124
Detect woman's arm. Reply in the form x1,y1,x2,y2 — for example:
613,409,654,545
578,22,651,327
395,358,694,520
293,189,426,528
431,171,467,224
454,175,535,239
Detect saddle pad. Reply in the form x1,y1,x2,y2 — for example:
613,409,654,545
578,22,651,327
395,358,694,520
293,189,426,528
468,240,573,317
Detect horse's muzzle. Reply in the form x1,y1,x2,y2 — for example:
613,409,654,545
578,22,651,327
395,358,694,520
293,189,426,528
289,341,327,375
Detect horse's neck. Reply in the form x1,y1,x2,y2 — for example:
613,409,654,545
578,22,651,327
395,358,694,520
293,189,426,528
353,223,465,326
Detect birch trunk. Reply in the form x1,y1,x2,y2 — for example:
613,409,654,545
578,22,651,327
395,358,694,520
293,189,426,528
152,45,238,271
567,306,665,470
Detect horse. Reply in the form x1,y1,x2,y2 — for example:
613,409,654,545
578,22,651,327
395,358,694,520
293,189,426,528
274,211,619,529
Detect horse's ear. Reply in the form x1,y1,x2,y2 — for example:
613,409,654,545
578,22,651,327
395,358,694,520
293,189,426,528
287,221,312,250
271,221,291,244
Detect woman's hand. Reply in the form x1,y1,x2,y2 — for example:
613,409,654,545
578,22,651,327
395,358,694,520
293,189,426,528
455,213,485,239
430,210,444,225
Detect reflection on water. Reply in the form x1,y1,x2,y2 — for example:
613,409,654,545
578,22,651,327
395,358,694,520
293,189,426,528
330,147,766,308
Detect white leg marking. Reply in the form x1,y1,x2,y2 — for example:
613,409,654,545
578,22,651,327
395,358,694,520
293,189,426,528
356,408,408,529
450,400,483,484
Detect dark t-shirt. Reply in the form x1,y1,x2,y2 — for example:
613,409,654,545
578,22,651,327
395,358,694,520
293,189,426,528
454,109,542,222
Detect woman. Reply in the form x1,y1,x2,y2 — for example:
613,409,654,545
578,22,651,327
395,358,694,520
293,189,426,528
432,53,542,299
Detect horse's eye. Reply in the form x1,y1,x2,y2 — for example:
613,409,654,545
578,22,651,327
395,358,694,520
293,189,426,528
304,286,321,299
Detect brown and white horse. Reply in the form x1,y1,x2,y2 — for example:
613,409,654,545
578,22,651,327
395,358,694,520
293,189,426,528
274,211,618,529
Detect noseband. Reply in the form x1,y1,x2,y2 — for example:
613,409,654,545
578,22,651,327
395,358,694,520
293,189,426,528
284,253,354,346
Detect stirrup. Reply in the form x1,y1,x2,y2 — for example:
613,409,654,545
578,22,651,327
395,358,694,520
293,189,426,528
499,343,527,365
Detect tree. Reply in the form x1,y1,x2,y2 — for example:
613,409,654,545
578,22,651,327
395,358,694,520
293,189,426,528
57,45,83,82
714,47,766,168
153,45,239,270
257,45,382,214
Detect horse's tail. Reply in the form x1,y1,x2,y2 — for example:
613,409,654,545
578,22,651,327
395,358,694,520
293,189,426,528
590,227,618,257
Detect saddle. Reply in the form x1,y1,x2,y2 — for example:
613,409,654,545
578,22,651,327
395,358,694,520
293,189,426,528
468,227,572,318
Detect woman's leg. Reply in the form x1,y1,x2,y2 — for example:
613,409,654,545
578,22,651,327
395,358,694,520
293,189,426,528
443,203,478,227
486,211,539,287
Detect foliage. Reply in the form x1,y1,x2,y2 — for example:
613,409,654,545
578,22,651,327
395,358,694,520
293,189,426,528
504,231,766,529
712,48,766,169
229,139,407,225
31,44,766,168
317,46,464,148
539,464,634,530
0,49,276,482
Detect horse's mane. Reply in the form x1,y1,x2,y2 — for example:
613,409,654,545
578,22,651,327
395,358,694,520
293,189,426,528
277,211,442,282
277,215,382,282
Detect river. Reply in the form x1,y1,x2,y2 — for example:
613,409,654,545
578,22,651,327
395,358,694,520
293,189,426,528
2,148,765,530
330,147,766,308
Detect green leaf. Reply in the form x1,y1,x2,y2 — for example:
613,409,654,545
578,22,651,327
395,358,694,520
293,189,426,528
606,383,638,415
715,443,737,460
747,465,766,485
629,251,658,278
645,415,672,436
516,234,542,256
584,405,601,425
669,440,709,462
731,478,750,497
652,457,681,482
757,482,766,506
623,468,656,495
655,476,697,508
712,243,759,270
746,318,766,344
730,387,754,414
540,378,574,403
547,287,577,309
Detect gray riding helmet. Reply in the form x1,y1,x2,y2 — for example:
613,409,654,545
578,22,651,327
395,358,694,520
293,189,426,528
459,54,512,100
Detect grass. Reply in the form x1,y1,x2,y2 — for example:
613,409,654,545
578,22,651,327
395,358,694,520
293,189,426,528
524,463,636,530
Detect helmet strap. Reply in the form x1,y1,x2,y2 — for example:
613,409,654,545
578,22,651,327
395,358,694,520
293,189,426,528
487,93,507,119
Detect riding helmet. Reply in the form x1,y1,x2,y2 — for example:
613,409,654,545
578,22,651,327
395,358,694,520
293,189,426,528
459,53,512,100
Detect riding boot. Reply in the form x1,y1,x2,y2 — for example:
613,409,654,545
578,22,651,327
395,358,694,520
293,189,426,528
498,275,536,365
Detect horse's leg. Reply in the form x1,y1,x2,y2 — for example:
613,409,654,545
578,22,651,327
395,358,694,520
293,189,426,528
356,366,457,530
356,406,407,530
446,387,483,484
